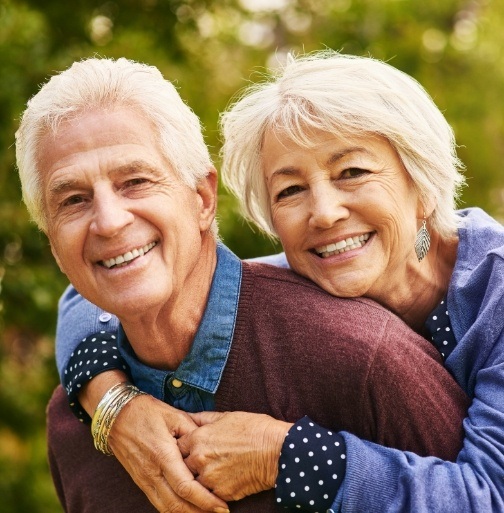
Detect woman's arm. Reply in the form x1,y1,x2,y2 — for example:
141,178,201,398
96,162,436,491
55,286,229,513
56,284,120,382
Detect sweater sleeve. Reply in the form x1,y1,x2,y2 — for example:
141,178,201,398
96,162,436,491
56,284,120,383
359,315,469,461
334,323,504,513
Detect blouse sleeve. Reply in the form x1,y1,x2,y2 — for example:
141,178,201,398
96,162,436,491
56,284,120,382
62,331,130,423
275,416,346,512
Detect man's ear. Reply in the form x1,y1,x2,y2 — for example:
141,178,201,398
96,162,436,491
196,167,218,232
50,241,64,274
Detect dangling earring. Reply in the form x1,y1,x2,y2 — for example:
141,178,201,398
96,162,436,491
415,213,430,262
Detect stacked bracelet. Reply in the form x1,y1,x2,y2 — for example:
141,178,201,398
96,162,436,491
91,381,146,456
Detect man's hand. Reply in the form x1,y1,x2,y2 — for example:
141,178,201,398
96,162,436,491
79,373,229,513
178,411,293,502
108,394,230,513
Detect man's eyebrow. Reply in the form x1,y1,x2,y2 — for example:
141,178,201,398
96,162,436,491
48,179,79,197
48,159,163,197
110,160,163,176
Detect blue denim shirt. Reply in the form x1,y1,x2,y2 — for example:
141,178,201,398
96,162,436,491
117,243,242,412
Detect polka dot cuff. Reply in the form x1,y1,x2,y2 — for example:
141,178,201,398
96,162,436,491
424,297,457,361
63,331,130,423
276,416,346,512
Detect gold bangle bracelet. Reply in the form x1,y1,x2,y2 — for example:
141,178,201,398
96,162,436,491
91,382,146,456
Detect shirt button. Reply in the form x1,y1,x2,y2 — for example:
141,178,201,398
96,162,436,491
99,312,112,322
172,378,183,388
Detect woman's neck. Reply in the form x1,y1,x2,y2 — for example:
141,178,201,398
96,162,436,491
376,234,458,332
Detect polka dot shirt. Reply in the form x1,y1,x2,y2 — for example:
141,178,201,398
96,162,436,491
424,296,457,361
275,416,346,512
63,331,129,422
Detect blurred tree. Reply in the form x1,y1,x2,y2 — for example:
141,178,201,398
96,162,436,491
0,0,503,511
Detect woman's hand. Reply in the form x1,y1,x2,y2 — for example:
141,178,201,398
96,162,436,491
79,373,229,513
178,411,293,502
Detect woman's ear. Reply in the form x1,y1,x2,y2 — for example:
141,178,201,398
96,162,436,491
417,197,437,220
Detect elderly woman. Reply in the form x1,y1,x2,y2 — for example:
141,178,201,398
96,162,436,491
219,51,504,511
53,52,502,512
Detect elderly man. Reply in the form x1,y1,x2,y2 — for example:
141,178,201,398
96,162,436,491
16,57,468,513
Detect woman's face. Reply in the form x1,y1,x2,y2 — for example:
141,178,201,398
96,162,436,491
262,129,422,301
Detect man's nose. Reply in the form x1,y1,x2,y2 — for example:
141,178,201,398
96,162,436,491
89,190,134,237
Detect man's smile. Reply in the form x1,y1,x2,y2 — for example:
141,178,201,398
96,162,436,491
100,241,157,269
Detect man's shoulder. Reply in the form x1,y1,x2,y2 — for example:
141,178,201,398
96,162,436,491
240,260,401,325
242,259,319,289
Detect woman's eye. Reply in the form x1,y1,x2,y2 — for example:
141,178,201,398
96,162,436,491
122,177,152,191
124,177,148,187
341,167,368,179
277,185,304,199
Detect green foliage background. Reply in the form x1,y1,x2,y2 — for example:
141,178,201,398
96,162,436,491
0,0,502,510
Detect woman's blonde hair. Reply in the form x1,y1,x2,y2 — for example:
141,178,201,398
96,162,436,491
220,50,466,239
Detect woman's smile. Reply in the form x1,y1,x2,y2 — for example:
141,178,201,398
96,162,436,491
313,232,371,258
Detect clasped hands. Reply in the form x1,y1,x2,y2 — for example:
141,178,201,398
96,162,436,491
107,394,292,513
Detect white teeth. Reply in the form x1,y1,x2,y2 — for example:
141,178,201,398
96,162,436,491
335,239,346,250
102,242,156,268
315,233,370,258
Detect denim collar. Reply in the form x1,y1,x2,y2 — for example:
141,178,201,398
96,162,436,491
118,243,242,400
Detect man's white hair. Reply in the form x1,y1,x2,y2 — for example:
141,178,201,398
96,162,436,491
16,57,216,235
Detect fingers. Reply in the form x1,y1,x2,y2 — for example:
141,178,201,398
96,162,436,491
108,396,228,512
147,471,229,513
187,411,226,427
115,441,229,513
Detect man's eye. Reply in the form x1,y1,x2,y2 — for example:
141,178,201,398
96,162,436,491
61,195,84,207
277,185,304,199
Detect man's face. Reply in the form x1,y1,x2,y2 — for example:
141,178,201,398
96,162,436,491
40,107,216,321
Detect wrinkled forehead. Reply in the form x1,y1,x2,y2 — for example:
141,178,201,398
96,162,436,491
39,107,159,160
261,122,379,155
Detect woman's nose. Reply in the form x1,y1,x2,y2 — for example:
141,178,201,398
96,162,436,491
89,190,134,237
308,185,348,229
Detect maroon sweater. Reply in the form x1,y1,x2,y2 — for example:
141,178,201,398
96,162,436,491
47,263,469,512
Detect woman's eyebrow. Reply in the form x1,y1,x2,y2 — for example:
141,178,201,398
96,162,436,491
269,166,300,181
269,146,373,181
326,146,371,166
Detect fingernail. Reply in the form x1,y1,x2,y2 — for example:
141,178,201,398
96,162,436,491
214,508,230,513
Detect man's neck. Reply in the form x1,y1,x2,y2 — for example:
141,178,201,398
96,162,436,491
120,237,218,370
